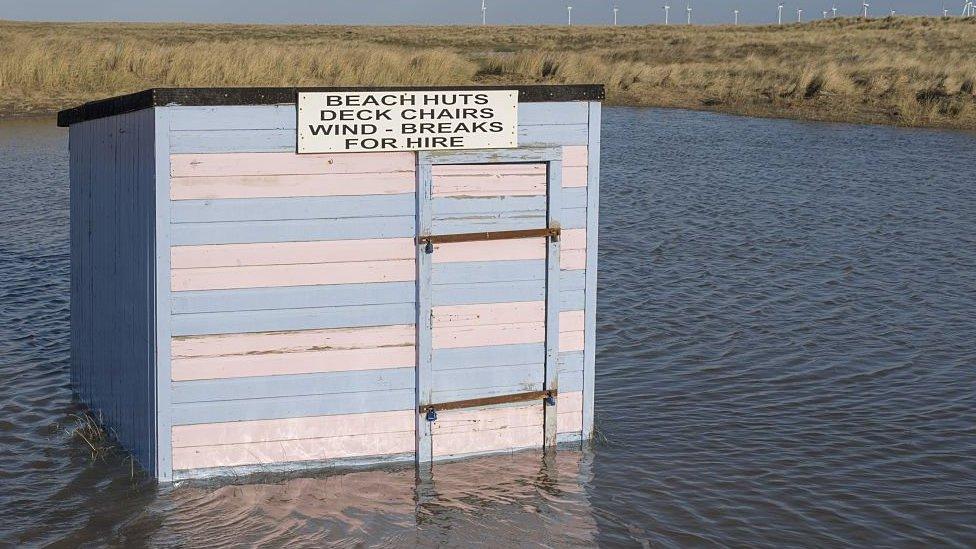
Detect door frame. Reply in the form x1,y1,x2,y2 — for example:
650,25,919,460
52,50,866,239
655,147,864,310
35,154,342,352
414,147,563,465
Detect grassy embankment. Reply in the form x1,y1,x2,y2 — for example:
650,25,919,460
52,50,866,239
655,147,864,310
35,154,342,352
1,18,975,129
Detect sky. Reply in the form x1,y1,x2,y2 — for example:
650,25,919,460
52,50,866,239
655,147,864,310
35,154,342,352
0,1,964,26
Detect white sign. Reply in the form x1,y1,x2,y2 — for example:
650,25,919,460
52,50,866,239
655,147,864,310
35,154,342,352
297,90,518,153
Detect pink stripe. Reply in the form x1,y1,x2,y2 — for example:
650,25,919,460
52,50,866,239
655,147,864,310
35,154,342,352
562,146,589,167
432,238,546,263
170,152,415,177
173,431,415,470
171,259,415,291
432,301,545,328
559,310,585,352
172,325,414,358
171,238,414,269
557,391,583,435
433,323,545,349
173,410,413,447
560,310,585,332
433,404,543,457
561,229,587,250
432,163,547,197
171,173,415,200
563,166,588,188
172,347,415,381
560,249,586,270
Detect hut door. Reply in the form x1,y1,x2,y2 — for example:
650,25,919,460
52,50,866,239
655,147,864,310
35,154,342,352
414,148,563,464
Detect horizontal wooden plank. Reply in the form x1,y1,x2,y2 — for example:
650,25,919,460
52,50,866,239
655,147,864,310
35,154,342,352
558,350,584,373
432,260,544,285
172,367,414,403
560,250,586,271
432,364,542,394
167,102,590,131
432,343,544,371
173,324,414,357
561,269,586,291
559,309,585,352
563,166,587,188
557,391,584,434
172,281,414,314
432,404,543,458
432,301,545,328
560,290,585,311
173,431,414,470
432,238,546,263
171,302,416,336
171,216,415,245
172,173,415,200
171,194,414,223
171,388,416,425
172,346,415,381
171,151,415,177
434,322,545,350
431,195,546,216
562,207,587,229
562,187,587,210
172,238,414,269
432,280,546,306
562,146,588,167
170,124,588,153
172,259,415,291
559,370,584,393
431,163,546,198
431,213,548,234
172,409,414,448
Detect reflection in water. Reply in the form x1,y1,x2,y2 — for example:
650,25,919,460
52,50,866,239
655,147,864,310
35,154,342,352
146,451,595,547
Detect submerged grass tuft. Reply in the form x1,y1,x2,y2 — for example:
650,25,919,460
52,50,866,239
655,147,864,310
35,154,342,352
58,412,115,461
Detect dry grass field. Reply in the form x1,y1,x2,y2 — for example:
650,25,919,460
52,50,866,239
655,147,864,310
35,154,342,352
1,18,975,129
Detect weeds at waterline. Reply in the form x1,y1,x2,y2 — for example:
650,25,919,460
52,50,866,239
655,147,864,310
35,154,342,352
1,17,975,129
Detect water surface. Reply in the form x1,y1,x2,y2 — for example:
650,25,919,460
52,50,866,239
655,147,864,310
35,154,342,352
1,110,974,546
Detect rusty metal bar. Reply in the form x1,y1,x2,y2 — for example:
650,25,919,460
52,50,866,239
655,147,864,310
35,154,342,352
419,390,556,414
416,227,559,246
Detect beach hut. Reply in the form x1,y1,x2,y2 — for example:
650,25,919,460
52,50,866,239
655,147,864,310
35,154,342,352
58,85,602,481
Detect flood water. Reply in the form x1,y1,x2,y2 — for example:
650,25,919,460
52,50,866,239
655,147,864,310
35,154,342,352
1,109,974,547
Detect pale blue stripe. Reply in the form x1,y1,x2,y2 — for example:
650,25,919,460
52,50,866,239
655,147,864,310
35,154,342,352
431,280,545,306
171,194,415,223
431,364,542,394
558,351,584,373
562,207,587,229
432,260,544,285
171,282,415,314
560,290,585,311
171,389,415,425
172,367,415,404
432,343,544,371
562,187,587,210
561,269,586,291
431,195,547,215
171,216,415,245
171,302,416,336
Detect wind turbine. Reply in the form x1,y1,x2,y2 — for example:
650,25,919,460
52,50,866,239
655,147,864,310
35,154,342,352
734,8,739,24
686,3,693,24
889,8,895,16
567,5,573,25
481,0,487,25
778,2,785,24
797,7,803,21
862,2,870,18
613,6,619,25
831,4,838,17
964,1,975,16
663,4,671,24
823,9,828,18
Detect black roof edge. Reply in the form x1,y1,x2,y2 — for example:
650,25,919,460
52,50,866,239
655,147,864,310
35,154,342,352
57,85,605,127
